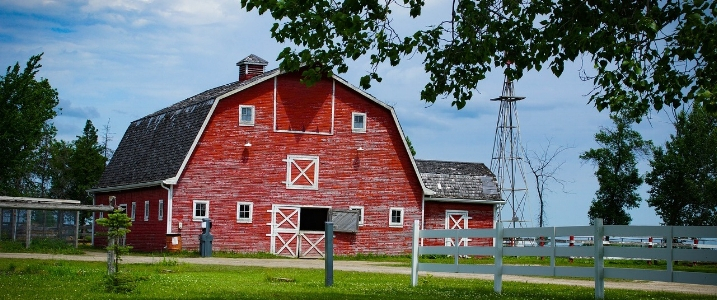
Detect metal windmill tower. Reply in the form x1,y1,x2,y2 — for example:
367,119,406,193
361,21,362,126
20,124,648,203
490,62,531,228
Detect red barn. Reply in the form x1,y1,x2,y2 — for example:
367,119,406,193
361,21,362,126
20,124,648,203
89,55,503,256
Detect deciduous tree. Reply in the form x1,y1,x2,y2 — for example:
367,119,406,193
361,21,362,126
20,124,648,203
580,115,652,226
525,139,571,227
0,54,59,196
241,0,716,117
646,104,717,226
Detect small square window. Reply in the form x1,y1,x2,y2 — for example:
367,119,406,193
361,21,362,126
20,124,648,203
158,200,164,221
193,200,209,220
349,206,364,226
285,155,319,190
236,202,253,223
389,207,403,228
144,201,150,221
352,112,366,133
131,202,136,221
119,204,127,215
98,212,104,220
239,105,255,126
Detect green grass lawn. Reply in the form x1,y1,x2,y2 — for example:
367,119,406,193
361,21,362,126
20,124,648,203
0,258,712,300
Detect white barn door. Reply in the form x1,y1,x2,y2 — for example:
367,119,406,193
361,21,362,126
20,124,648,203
445,210,470,247
270,205,301,257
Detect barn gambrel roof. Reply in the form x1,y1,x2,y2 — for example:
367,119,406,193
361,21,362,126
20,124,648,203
95,68,280,189
415,159,503,202
92,66,438,196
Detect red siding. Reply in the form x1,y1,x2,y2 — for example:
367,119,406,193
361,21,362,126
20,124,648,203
172,73,423,255
423,201,495,247
94,71,495,254
94,187,168,252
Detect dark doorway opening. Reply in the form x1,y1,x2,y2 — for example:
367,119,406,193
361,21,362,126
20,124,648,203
299,207,329,231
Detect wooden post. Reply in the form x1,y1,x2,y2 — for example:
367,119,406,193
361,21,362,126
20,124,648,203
594,218,605,300
666,226,673,282
25,209,32,248
11,209,17,241
56,210,62,239
494,221,504,294
74,211,80,248
411,219,420,287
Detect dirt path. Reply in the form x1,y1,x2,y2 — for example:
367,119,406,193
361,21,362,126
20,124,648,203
1,251,714,296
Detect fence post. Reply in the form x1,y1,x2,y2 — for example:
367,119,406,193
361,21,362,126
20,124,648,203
666,226,673,282
594,218,604,300
411,219,419,287
551,227,556,276
494,221,503,294
25,210,32,248
325,221,333,287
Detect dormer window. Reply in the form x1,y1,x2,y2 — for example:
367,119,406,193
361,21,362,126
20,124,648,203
240,105,255,126
352,112,366,133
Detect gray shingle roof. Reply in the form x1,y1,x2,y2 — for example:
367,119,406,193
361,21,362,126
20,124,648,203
96,69,279,188
415,159,502,201
236,54,268,66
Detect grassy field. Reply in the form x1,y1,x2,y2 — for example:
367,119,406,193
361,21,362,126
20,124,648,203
0,258,713,300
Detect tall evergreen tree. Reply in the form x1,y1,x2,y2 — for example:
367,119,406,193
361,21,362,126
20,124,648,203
70,120,107,223
0,54,59,196
580,115,652,226
646,104,717,226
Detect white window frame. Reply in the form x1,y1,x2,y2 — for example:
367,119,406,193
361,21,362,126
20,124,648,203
193,200,209,221
130,202,136,221
389,207,404,228
144,201,150,221
236,202,253,223
239,105,255,126
352,112,366,133
98,212,104,220
284,155,319,190
158,200,164,221
349,206,364,226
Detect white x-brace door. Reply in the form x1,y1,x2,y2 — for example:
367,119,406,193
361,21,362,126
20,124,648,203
445,210,470,247
271,205,301,257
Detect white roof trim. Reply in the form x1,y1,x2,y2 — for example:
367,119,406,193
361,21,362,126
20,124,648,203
171,70,280,181
331,75,435,196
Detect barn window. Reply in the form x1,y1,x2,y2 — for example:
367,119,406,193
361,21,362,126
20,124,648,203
236,202,253,223
389,207,403,228
299,207,330,231
239,105,255,126
119,204,127,214
352,112,366,133
284,155,319,190
144,201,150,221
158,200,164,221
131,202,136,221
193,200,209,220
349,206,364,226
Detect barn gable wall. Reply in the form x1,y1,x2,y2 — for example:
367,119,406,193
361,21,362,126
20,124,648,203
172,73,423,254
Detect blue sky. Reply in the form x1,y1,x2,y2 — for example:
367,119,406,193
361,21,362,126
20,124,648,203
0,0,677,226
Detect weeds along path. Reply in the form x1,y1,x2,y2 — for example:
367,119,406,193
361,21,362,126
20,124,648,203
0,251,714,296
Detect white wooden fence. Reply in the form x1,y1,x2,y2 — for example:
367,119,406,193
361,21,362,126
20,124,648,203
410,219,717,299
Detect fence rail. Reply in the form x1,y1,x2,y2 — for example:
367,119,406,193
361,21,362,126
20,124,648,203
410,219,717,299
